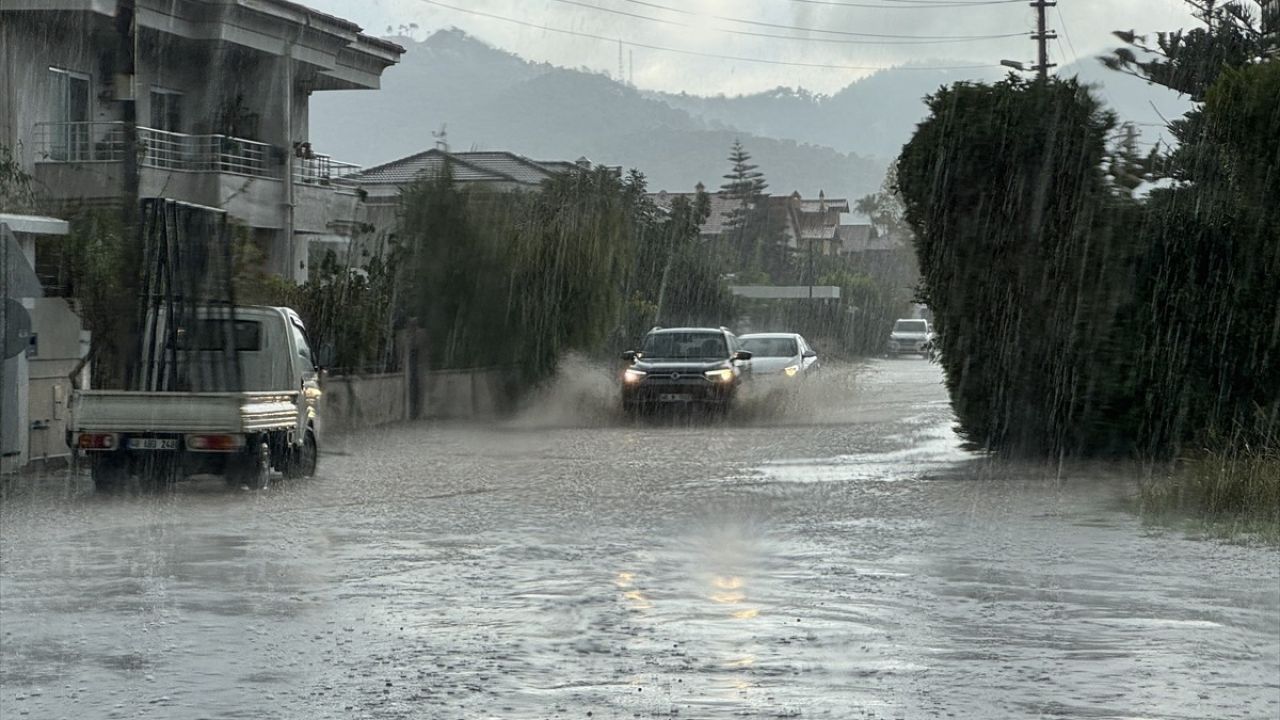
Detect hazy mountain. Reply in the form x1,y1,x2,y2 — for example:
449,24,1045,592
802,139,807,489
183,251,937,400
310,30,1192,205
650,65,1002,164
650,58,1190,162
310,30,885,201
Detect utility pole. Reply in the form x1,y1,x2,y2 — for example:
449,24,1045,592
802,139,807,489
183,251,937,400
1030,0,1057,80
1001,1,1057,79
115,0,142,387
116,1,138,226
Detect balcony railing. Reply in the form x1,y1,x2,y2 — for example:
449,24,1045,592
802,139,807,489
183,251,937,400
34,122,282,179
295,153,362,186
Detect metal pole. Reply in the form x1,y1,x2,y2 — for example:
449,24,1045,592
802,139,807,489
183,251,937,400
808,239,814,300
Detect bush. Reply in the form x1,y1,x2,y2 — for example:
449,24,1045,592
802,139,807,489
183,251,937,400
895,63,1279,478
897,76,1135,456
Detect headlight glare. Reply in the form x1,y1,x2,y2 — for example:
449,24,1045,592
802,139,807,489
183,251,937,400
784,365,800,377
704,368,734,383
623,368,647,383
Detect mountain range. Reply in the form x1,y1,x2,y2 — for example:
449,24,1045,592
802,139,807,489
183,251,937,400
310,29,1192,205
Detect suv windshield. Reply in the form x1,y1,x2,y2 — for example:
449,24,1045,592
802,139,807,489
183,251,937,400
741,337,797,357
641,332,727,359
893,320,928,334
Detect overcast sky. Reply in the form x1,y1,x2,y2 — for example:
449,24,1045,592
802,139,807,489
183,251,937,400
306,0,1198,96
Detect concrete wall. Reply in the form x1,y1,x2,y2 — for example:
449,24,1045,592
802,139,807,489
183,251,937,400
320,372,407,436
417,368,508,421
34,164,288,223
295,183,360,234
321,367,510,436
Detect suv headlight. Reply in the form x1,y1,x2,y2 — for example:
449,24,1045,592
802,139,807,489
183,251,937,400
704,368,734,383
783,365,800,377
623,368,647,383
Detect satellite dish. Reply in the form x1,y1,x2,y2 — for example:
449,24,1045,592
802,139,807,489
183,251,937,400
3,298,32,359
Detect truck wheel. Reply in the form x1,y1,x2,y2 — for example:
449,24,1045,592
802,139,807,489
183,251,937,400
91,455,129,493
286,429,318,479
228,443,271,490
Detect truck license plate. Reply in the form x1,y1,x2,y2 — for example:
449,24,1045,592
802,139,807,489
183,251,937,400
658,393,692,402
129,437,177,451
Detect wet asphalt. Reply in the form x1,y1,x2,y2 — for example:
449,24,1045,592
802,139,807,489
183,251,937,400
1,359,1277,719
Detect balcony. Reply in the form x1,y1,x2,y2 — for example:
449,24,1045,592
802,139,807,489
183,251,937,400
34,121,363,184
34,121,278,178
295,153,362,186
31,122,362,234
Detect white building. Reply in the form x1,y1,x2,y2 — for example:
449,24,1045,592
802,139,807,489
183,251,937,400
0,0,404,282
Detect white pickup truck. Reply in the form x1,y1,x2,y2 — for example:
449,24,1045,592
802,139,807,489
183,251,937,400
69,306,321,490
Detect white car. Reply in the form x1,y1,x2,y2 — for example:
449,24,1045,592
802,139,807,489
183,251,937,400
887,319,934,358
738,333,820,380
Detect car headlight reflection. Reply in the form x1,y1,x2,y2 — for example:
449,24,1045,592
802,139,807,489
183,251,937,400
783,365,800,377
704,368,735,383
623,368,647,383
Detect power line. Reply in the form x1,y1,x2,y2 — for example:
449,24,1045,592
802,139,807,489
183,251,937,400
617,0,1027,39
411,0,1002,71
782,0,1025,7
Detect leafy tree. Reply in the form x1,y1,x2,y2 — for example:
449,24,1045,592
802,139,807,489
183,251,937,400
396,163,516,371
1102,1,1271,101
507,167,647,382
0,144,37,212
1125,60,1280,454
394,163,696,385
854,164,910,239
1104,122,1164,197
57,209,131,387
817,269,904,356
1101,1,1279,454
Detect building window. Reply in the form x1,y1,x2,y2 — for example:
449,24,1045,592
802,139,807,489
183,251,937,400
150,88,183,133
32,236,70,297
149,88,184,168
48,68,90,161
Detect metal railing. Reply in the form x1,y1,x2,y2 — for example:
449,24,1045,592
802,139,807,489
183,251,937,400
34,122,278,179
294,153,362,185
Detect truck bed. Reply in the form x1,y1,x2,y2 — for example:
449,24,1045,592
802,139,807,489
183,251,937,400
70,391,299,434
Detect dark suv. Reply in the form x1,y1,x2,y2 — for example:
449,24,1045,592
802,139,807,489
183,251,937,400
620,327,752,414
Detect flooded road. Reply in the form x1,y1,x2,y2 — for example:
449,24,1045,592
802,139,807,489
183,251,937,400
2,360,1277,719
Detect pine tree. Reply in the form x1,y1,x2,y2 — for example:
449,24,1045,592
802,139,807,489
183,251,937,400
719,140,767,200
718,140,771,274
